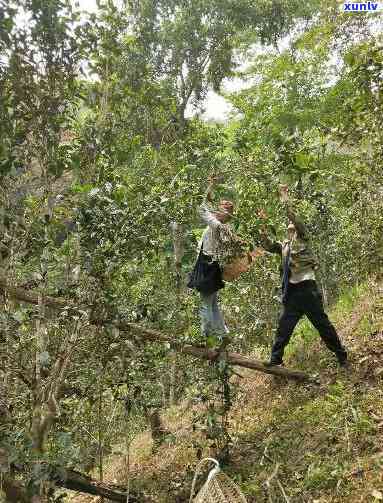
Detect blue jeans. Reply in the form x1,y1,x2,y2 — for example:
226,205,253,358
200,291,229,338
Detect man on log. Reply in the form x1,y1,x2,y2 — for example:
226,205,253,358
259,184,348,368
187,177,237,351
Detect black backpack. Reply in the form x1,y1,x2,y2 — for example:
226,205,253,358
187,245,224,295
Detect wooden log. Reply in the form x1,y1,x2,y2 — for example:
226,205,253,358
2,470,132,503
123,323,314,382
1,475,32,503
0,277,315,383
0,277,68,310
1,440,134,503
51,466,135,502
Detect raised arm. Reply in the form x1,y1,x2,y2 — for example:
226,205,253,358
279,185,307,239
198,203,221,229
259,228,282,254
257,210,282,255
198,176,223,229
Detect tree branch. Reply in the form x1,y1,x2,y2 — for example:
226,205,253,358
0,277,315,383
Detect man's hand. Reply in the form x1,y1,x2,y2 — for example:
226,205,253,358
206,175,224,202
206,176,217,202
249,247,265,261
207,175,224,185
257,210,268,236
279,184,289,203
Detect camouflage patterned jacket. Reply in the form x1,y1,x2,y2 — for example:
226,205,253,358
260,206,318,284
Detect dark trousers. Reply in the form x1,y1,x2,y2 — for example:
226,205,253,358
271,280,347,364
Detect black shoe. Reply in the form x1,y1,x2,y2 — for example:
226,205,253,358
217,335,233,352
337,352,349,366
338,358,350,369
264,360,284,368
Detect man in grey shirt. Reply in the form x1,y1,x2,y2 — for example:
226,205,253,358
197,179,234,346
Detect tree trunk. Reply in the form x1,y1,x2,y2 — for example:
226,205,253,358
97,368,104,503
147,408,169,453
169,221,185,405
168,351,177,406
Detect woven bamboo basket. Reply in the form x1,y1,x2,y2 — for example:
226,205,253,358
222,248,264,282
222,254,251,282
190,458,248,503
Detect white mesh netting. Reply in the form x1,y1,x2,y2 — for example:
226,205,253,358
189,458,248,503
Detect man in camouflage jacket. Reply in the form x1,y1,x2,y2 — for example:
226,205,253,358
259,185,347,368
